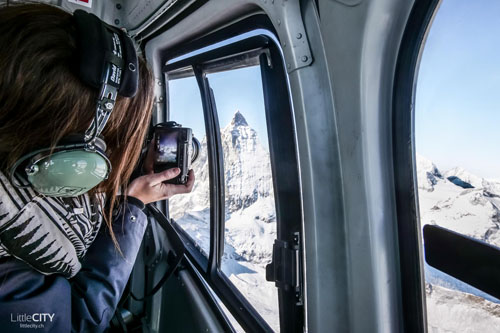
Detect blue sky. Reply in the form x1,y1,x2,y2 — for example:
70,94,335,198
415,0,500,179
168,66,269,150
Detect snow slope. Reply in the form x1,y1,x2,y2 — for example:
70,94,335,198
426,284,500,333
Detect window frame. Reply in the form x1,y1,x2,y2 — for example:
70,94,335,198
392,0,445,331
160,17,304,332
396,2,500,330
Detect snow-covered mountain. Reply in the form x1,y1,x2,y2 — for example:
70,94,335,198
169,111,279,331
169,111,276,261
221,111,274,214
416,154,500,331
417,154,500,246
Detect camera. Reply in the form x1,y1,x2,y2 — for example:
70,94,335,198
152,121,200,184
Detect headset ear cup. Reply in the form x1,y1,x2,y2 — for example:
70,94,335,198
16,135,111,197
26,149,110,197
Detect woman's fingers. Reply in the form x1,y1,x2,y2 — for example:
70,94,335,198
148,168,181,185
127,168,195,204
160,169,195,197
169,169,195,195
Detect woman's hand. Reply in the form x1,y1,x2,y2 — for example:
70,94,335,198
127,168,195,204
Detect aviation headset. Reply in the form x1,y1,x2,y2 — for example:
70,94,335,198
9,10,139,197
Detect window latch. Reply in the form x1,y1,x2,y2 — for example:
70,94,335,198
266,232,302,304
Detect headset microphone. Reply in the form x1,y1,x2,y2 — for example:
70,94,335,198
9,10,139,197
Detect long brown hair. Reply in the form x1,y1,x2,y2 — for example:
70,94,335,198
0,3,154,249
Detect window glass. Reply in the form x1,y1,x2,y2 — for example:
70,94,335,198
207,66,279,331
167,75,211,256
415,0,500,330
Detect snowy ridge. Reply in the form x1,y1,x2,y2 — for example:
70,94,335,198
416,155,500,246
443,167,484,188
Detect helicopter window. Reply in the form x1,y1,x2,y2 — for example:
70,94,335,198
414,0,500,330
161,27,303,331
206,65,279,331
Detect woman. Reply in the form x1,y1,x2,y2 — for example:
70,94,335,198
0,3,194,332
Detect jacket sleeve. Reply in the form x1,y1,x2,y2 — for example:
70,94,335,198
0,257,72,332
0,200,147,333
70,200,148,332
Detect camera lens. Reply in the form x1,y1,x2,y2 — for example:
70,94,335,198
191,137,201,163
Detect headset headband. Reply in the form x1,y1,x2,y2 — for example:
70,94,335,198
9,10,139,194
73,10,139,142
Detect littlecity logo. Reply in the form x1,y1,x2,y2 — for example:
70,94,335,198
10,313,55,329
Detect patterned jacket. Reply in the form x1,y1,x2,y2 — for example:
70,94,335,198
0,172,147,332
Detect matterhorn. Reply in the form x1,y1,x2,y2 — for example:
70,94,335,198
168,110,276,264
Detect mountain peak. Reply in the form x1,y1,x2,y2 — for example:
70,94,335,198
231,110,248,127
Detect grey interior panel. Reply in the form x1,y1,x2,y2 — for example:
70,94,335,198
144,0,420,331
159,268,227,333
3,0,433,331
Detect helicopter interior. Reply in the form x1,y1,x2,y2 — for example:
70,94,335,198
3,0,500,332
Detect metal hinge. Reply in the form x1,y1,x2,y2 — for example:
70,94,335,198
256,0,313,73
266,232,303,305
